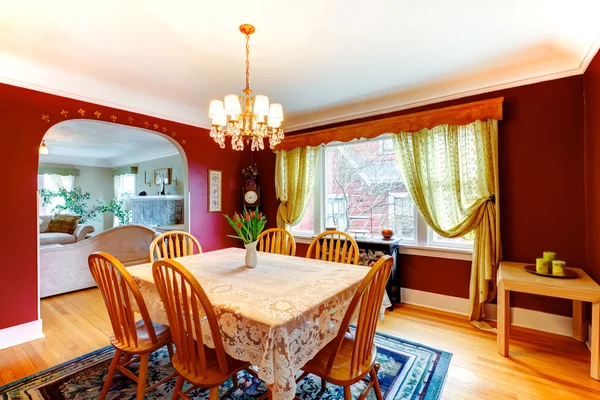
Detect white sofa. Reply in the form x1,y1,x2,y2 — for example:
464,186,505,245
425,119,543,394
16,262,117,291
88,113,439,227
39,215,95,246
40,224,158,298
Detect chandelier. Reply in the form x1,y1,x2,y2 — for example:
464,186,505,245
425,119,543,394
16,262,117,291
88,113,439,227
208,24,284,151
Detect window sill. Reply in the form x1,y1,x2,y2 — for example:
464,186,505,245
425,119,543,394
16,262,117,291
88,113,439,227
292,234,473,261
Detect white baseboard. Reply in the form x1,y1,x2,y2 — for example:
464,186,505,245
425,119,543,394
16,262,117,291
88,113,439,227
400,288,575,338
0,319,44,350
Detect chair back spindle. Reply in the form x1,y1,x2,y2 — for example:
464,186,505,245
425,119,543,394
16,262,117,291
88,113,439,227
150,231,202,261
152,258,229,377
326,255,393,376
257,228,296,256
306,231,359,265
88,252,158,349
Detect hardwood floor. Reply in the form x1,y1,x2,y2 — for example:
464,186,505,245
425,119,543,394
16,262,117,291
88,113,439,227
1,288,599,399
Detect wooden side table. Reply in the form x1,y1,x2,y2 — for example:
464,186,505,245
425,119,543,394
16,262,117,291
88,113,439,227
497,261,600,380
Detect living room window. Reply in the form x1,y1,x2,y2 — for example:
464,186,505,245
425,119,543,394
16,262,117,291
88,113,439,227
290,136,473,255
38,174,75,215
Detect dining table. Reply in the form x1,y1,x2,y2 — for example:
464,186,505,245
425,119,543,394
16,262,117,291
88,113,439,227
127,247,370,400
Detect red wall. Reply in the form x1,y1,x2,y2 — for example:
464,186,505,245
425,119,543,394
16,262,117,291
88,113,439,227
262,75,586,317
584,50,600,283
0,83,251,330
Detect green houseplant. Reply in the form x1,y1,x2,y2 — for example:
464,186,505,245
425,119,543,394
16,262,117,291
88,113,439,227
40,186,132,225
224,208,267,268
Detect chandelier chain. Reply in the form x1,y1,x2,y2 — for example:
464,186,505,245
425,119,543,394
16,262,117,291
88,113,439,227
245,34,250,92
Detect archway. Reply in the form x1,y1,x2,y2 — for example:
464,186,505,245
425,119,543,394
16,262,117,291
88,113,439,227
36,119,190,301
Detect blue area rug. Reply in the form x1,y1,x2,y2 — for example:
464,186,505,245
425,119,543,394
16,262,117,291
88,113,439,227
0,330,451,399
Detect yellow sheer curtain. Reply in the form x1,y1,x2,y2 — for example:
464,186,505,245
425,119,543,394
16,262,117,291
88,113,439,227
275,146,321,228
392,119,501,323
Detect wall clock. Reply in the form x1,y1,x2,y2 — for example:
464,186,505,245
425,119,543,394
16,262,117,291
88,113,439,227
243,180,260,207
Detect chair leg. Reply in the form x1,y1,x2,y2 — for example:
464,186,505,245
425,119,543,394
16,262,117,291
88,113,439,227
100,349,122,400
171,375,185,400
370,364,383,400
136,353,150,400
167,342,174,359
232,372,239,387
209,386,220,400
343,386,352,400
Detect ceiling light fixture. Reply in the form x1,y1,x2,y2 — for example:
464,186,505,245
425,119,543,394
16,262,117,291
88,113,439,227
39,140,49,155
208,24,284,151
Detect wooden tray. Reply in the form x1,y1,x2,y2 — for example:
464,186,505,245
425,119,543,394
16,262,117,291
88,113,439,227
524,264,578,279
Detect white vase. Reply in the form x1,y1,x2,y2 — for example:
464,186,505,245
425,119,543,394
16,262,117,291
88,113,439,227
244,240,258,268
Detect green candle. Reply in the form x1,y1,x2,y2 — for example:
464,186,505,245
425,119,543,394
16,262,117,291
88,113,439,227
536,258,550,274
543,251,556,262
552,260,566,275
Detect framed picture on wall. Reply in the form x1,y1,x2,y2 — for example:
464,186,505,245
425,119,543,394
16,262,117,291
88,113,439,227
154,168,172,185
208,169,222,212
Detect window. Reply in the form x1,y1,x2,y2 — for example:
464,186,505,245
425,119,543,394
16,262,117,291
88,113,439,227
291,136,473,251
38,174,75,215
114,174,136,199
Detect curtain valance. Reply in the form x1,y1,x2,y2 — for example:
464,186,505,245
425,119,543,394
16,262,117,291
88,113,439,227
38,166,80,176
275,97,503,151
112,166,138,177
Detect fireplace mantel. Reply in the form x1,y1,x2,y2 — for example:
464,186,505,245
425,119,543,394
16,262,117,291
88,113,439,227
128,195,184,201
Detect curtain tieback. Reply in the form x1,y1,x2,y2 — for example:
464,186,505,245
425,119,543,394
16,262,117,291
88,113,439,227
488,194,496,204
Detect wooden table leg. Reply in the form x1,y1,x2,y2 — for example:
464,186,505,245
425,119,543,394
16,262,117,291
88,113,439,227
573,300,588,342
592,302,599,380
497,280,510,356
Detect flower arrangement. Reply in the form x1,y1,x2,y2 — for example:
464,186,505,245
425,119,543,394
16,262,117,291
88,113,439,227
224,207,267,244
242,164,259,180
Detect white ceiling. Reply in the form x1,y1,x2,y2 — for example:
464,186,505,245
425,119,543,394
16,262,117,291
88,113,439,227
40,120,179,168
1,1,600,131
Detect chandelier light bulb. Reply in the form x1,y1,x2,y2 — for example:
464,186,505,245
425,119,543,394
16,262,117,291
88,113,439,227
209,100,225,119
207,24,284,151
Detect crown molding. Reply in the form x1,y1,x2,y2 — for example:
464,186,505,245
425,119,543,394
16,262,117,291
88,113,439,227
0,75,212,129
284,68,583,132
285,37,600,132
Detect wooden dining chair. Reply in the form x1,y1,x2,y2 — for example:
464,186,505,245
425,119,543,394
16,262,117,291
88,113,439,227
149,230,202,261
306,231,360,265
257,228,297,256
88,252,175,400
152,258,250,400
298,255,393,400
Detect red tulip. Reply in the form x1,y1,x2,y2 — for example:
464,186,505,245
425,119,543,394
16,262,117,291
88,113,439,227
258,212,263,219
236,222,243,229
245,214,250,222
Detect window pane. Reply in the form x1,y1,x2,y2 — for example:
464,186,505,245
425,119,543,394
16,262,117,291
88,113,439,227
429,229,474,248
290,191,315,234
325,139,415,241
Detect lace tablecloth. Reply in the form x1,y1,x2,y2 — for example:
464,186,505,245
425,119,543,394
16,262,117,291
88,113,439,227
127,247,369,400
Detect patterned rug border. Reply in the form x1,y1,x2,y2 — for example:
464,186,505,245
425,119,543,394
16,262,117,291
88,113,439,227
374,330,452,400
0,331,452,399
0,346,114,394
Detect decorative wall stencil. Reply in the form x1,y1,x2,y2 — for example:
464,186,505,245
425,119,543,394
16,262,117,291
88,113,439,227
208,169,222,212
38,105,183,149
